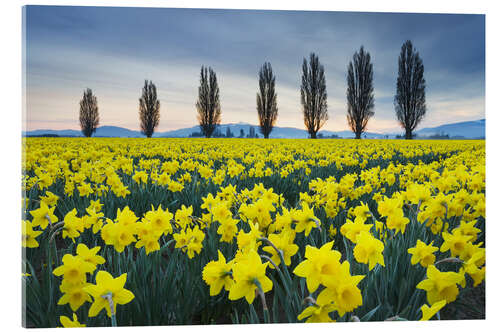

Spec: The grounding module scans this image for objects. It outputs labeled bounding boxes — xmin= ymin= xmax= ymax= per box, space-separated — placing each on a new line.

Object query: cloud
xmin=25 ymin=6 xmax=484 ymax=133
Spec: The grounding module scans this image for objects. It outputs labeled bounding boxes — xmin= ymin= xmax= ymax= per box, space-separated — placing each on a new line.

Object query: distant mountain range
xmin=415 ymin=119 xmax=485 ymax=138
xmin=157 ymin=123 xmax=390 ymax=139
xmin=23 ymin=119 xmax=485 ymax=139
xmin=24 ymin=126 xmax=142 ymax=138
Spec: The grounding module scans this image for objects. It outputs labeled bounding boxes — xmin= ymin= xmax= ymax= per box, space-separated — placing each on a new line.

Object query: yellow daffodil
xmin=385 ymin=210 xmax=410 ymax=234
xmin=319 ymin=261 xmax=365 ymax=316
xmin=62 ymin=208 xmax=84 ymax=242
xmin=88 ymin=199 xmax=103 ymax=212
xmin=262 ymin=230 xmax=299 ymax=267
xmin=57 ymin=279 xmax=92 ymax=311
xmin=59 ymin=313 xmax=86 ymax=328
xmin=53 ymin=254 xmax=95 ymax=284
xmin=353 ymin=202 xmax=372 ymax=222
xmin=340 ymin=218 xmax=373 ymax=243
xmin=30 ymin=201 xmax=58 ymax=230
xmin=228 ymin=249 xmax=272 ymax=304
xmin=202 ymin=250 xmax=234 ymax=296
xmin=143 ymin=204 xmax=173 ymax=235
xmin=408 ymin=240 xmax=439 ymax=267
xmin=293 ymin=241 xmax=342 ymax=293
xmin=175 ymin=205 xmax=193 ymax=229
xmin=293 ymin=203 xmax=320 ymax=236
xmin=217 ymin=217 xmax=239 ymax=243
xmin=440 ymin=229 xmax=472 ymax=257
xmin=353 ymin=231 xmax=385 ymax=270
xmin=84 ymin=271 xmax=135 ymax=317
xmin=21 ymin=220 xmax=43 ymax=248
xmin=236 ymin=221 xmax=262 ymax=251
xmin=416 ymin=265 xmax=464 ymax=304
xmin=297 ymin=295 xmax=336 ymax=323
xmin=40 ymin=190 xmax=59 ymax=207
xmin=420 ymin=300 xmax=446 ymax=321
xmin=76 ymin=243 xmax=105 ymax=269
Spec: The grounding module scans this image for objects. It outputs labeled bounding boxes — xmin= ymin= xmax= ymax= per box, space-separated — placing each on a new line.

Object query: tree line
xmin=189 ymin=126 xmax=260 ymax=138
xmin=79 ymin=40 xmax=426 ymax=139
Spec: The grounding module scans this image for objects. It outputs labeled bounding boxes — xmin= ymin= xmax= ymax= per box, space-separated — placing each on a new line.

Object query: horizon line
xmin=23 ymin=118 xmax=486 ymax=136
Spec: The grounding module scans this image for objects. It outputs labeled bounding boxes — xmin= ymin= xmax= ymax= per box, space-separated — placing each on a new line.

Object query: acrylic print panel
xmin=22 ymin=4 xmax=485 ymax=328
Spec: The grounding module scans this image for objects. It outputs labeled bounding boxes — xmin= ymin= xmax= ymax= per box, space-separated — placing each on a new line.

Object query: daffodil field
xmin=22 ymin=137 xmax=485 ymax=327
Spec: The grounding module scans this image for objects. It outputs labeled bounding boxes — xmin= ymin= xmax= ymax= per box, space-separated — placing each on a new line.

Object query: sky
xmin=23 ymin=6 xmax=485 ymax=133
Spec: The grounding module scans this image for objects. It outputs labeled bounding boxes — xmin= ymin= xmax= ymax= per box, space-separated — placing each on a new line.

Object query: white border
xmin=1 ymin=1 xmax=498 ymax=333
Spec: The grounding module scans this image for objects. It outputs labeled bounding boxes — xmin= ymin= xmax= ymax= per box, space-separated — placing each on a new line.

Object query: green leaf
xmin=360 ymin=304 xmax=380 ymax=321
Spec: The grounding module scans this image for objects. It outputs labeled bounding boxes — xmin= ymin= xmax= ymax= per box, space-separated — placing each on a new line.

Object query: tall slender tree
xmin=79 ymin=88 xmax=99 ymax=137
xmin=196 ymin=66 xmax=221 ymax=138
xmin=139 ymin=80 xmax=160 ymax=138
xmin=347 ymin=46 xmax=375 ymax=139
xmin=256 ymin=62 xmax=278 ymax=139
xmin=394 ymin=40 xmax=426 ymax=139
xmin=301 ymin=53 xmax=328 ymax=139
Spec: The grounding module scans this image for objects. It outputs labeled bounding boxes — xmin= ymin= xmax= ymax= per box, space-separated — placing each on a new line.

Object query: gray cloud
xmin=25 ymin=6 xmax=484 ymax=133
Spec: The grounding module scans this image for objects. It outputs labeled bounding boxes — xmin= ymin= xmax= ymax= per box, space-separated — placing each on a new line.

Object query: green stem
xmin=435 ymin=257 xmax=463 ymax=265
xmin=160 ymin=238 xmax=176 ymax=252
xmin=110 ymin=313 xmax=117 ymax=327
xmin=102 ymin=292 xmax=117 ymax=327
xmin=253 ymin=279 xmax=270 ymax=324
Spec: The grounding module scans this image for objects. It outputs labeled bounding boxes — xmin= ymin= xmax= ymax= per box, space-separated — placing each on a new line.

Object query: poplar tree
xmin=301 ymin=53 xmax=328 ymax=138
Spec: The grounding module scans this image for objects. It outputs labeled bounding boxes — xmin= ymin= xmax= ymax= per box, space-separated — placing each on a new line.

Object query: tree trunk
xmin=355 ymin=132 xmax=361 ymax=139
xmin=310 ymin=132 xmax=317 ymax=139
xmin=264 ymin=133 xmax=269 ymax=139
xmin=405 ymin=130 xmax=412 ymax=139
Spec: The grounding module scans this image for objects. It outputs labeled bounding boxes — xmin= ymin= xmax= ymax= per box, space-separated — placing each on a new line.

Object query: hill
xmin=23 ymin=119 xmax=485 ymax=139
xmin=415 ymin=119 xmax=485 ymax=139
